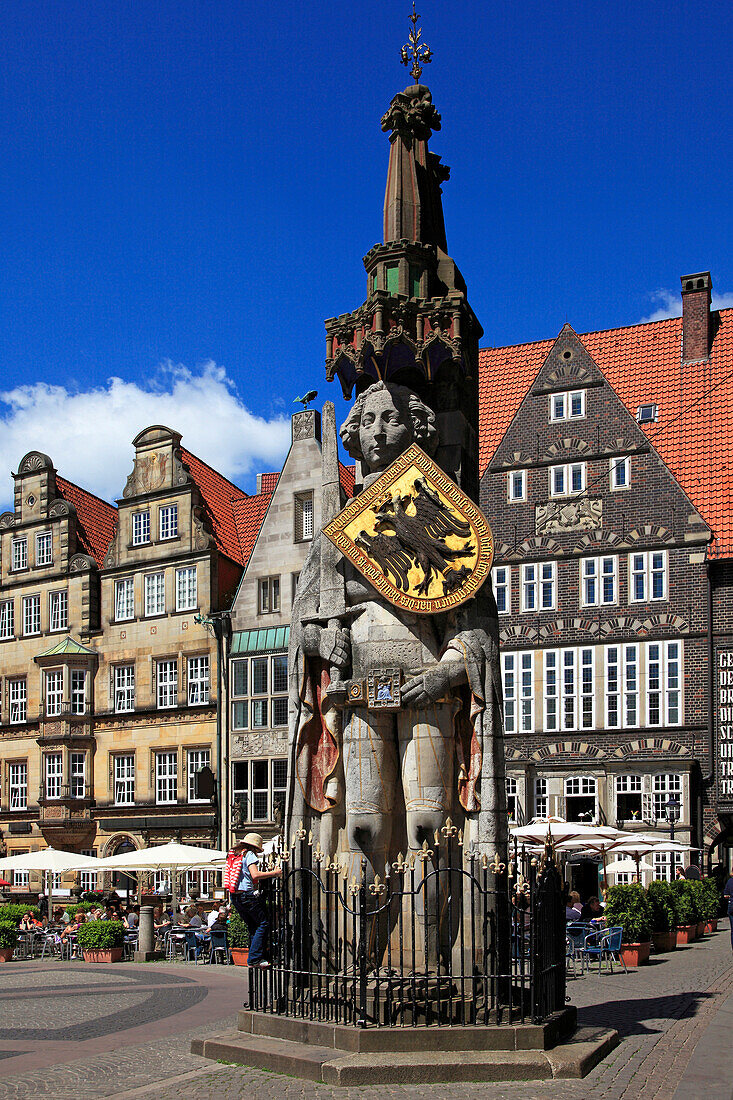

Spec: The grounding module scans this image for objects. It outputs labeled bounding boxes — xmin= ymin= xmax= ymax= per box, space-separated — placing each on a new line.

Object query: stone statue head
xmin=339 ymin=381 xmax=438 ymax=474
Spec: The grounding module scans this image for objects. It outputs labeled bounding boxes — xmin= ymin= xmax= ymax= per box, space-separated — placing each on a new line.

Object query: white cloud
xmin=639 ymin=288 xmax=733 ymax=324
xmin=0 ymin=362 xmax=291 ymax=510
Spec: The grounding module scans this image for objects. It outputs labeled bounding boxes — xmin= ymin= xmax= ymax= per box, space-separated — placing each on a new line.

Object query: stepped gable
xmin=232 ymin=492 xmax=274 ymax=569
xmin=55 ymin=475 xmax=117 ymax=566
xmin=479 ymin=308 xmax=733 ymax=556
xmin=179 ymin=447 xmax=250 ymax=564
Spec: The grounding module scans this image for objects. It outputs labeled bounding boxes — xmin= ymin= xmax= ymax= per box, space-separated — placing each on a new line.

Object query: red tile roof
xmin=259 ymin=471 xmax=280 ymax=493
xmin=339 ymin=462 xmax=356 ymax=498
xmin=232 ymin=492 xmax=274 ymax=568
xmin=478 ymin=309 xmax=733 ymax=557
xmin=56 ymin=476 xmax=117 ymax=567
xmin=180 ymin=448 xmax=250 ymax=564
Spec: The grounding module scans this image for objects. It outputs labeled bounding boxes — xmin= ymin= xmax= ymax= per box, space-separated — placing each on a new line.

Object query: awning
xmin=231 ymin=627 xmax=289 ymax=655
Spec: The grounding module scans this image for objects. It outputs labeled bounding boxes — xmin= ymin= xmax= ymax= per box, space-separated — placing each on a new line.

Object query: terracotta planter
xmin=676 ymin=924 xmax=696 ymax=944
xmin=231 ymin=947 xmax=249 ymax=966
xmin=652 ymin=930 xmax=677 ymax=953
xmin=0 ymin=947 xmax=15 ymax=962
xmin=704 ymin=919 xmax=718 ymax=934
xmin=82 ymin=948 xmax=123 ymax=963
xmin=696 ymin=922 xmax=706 ymax=938
xmin=619 ymin=942 xmax=651 ymax=967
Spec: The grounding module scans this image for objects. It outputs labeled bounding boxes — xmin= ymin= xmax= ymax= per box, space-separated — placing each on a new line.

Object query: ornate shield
xmin=322 ymin=443 xmax=494 ymax=614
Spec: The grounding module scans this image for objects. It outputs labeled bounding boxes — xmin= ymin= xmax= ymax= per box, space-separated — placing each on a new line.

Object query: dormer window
xmin=507 ymin=470 xmax=526 ymax=502
xmin=549 ymin=389 xmax=585 ymax=422
xmin=637 ymin=404 xmax=658 ymax=423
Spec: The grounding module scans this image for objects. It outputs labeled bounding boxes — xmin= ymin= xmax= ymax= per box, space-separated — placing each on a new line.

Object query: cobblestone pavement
xmin=0 ymin=927 xmax=731 ymax=1099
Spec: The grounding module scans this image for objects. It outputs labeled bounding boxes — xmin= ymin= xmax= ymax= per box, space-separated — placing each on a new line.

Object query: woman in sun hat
xmin=224 ymin=832 xmax=281 ymax=968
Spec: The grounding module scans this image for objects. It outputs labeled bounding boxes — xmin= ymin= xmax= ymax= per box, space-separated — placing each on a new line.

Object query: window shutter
xmin=294 ymin=495 xmax=303 ymax=542
xmin=108 ymin=754 xmax=115 ymax=795
xmin=642 ymin=791 xmax=654 ymax=824
xmin=556 ymin=794 xmax=565 ymax=820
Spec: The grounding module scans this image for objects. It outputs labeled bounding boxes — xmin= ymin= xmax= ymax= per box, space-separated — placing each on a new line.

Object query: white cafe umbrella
xmin=0 ymin=848 xmax=100 ymax=923
xmin=605 ymin=857 xmax=654 ymax=882
xmin=510 ymin=820 xmax=627 ymax=846
xmin=74 ymin=842 xmax=228 ymax=921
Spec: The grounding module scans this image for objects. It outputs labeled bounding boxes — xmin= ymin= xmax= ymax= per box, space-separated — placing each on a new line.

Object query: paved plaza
xmin=0 ymin=927 xmax=731 ymax=1099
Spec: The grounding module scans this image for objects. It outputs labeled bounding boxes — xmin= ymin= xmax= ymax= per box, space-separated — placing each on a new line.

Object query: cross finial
xmin=400 ymin=2 xmax=433 ymax=83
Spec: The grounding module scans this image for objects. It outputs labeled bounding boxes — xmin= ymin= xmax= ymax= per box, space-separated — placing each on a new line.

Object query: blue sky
xmin=2 ymin=1 xmax=732 ymax=506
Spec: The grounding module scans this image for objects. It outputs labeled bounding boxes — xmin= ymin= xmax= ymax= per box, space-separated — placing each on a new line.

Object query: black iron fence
xmin=249 ymin=823 xmax=565 ymax=1028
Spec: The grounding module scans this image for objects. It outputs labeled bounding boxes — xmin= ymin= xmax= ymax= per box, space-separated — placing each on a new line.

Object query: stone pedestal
xmin=133 ymin=905 xmax=163 ymax=962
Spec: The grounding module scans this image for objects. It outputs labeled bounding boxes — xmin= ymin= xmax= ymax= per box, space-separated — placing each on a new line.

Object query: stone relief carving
xmin=535 ymin=498 xmax=602 ymax=534
xmin=48 ymin=499 xmax=74 ymax=518
xmin=0 ymin=513 xmax=15 ymax=530
xmin=69 ymin=554 xmax=95 ymax=573
xmin=192 ymin=506 xmax=215 ymax=550
xmin=122 ymin=445 xmax=191 ymax=499
xmin=292 ymin=411 xmax=317 ymax=441
xmin=18 ymin=451 xmax=52 ymax=474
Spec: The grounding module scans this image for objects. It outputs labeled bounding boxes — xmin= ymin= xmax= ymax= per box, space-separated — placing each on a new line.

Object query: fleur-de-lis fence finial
xmin=400 ymin=2 xmax=433 ymax=83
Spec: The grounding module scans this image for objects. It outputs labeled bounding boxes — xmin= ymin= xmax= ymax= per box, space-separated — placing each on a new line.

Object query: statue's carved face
xmin=358 ymin=389 xmax=412 ymax=472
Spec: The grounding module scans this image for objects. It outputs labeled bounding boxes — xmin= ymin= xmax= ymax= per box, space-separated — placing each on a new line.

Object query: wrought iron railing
xmin=248 ymin=823 xmax=565 ymax=1028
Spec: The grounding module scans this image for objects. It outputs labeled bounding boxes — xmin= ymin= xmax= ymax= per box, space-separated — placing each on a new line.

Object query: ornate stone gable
xmin=122 ymin=426 xmax=191 ymax=500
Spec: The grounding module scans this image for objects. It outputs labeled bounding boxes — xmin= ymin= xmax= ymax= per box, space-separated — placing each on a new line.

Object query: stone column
xmin=133 ymin=905 xmax=160 ymax=962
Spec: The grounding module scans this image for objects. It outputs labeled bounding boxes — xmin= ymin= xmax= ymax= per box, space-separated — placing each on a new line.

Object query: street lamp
xmin=194 ymin=610 xmax=232 ymax=851
xmin=664 ymin=795 xmax=681 ymax=842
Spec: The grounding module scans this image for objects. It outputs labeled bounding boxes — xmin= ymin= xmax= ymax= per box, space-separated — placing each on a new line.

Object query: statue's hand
xmin=328 ymin=627 xmax=351 ymax=672
xmin=402 ymin=660 xmax=465 ymax=708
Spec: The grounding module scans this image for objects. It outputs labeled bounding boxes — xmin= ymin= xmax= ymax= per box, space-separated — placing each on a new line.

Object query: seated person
xmin=19 ymin=910 xmax=43 ymax=931
xmin=51 ymin=907 xmax=65 ymax=926
xmin=209 ymin=908 xmax=228 ymax=933
xmin=125 ymin=906 xmax=139 ymax=929
xmin=60 ymin=911 xmax=86 ymax=942
xmin=183 ymin=905 xmax=203 ymax=928
xmin=565 ymin=890 xmax=583 ymax=922
xmin=580 ymin=896 xmax=604 ymax=922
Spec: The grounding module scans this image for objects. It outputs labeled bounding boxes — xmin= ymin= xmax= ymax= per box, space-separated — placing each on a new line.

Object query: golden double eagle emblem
xmin=322 ymin=444 xmax=494 ymax=615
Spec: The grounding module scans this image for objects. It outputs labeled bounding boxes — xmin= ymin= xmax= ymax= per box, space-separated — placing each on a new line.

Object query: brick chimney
xmin=680 ymin=271 xmax=712 ymax=362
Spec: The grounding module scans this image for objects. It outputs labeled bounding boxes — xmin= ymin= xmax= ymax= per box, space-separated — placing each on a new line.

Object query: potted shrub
xmin=603 ymin=884 xmax=652 ymax=966
xmin=671 ymin=880 xmax=697 ymax=943
xmin=647 ymin=881 xmax=678 ymax=952
xmin=701 ymin=878 xmax=720 ymax=933
xmin=228 ymin=911 xmax=250 ymax=966
xmin=686 ymin=880 xmax=706 ymax=937
xmin=0 ymin=904 xmax=40 ymax=926
xmin=76 ymin=919 xmax=125 ymax=963
xmin=0 ymin=922 xmax=18 ymax=962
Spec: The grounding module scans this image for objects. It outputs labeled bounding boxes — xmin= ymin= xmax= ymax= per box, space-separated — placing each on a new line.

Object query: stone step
xmin=191 ymin=1033 xmax=332 ymax=1082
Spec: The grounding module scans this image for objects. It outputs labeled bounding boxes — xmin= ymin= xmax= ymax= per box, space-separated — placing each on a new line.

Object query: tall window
xmin=521 ymin=562 xmax=555 ymax=612
xmin=0 ymin=599 xmax=14 ymax=640
xmin=549 ymin=389 xmax=585 ymax=421
xmin=23 ymin=595 xmax=41 ymax=635
xmin=272 ymin=654 xmax=288 ymax=726
xmin=258 ymin=576 xmax=280 ymax=614
xmin=187 ymin=656 xmax=210 ymax=705
xmin=156 ymin=752 xmax=178 ymax=804
xmin=653 ymin=851 xmax=684 ymax=882
xmin=35 ymin=532 xmax=53 ymax=566
xmin=653 ymin=773 xmax=682 ymax=821
xmin=11 ymin=537 xmax=28 ymax=571
xmin=545 ymin=648 xmax=594 ymax=731
xmin=157 ymin=660 xmax=178 ymax=708
xmin=564 ymin=776 xmax=597 ymax=822
xmin=294 ymin=493 xmax=314 ymax=541
xmin=114 ymin=665 xmax=135 ymax=712
xmin=507 ymin=470 xmax=526 ymax=501
xmin=251 ymin=656 xmax=268 ymax=728
xmin=549 ymin=462 xmax=586 ymax=497
xmin=49 ymin=590 xmax=68 ymax=631
xmin=9 ymin=762 xmax=28 ymax=810
xmin=231 ymin=654 xmax=288 ymax=730
xmin=70 ymin=669 xmax=86 ymax=715
xmin=610 ymin=456 xmax=630 ymax=490
xmin=502 ymin=651 xmax=534 ymax=734
xmin=534 ymin=777 xmax=548 ymax=819
xmin=647 ymin=641 xmax=681 ymax=726
xmin=188 ymin=748 xmax=211 ymax=802
xmin=175 ymin=567 xmax=197 ymax=612
xmin=79 ymin=849 xmax=98 ymax=893
xmin=506 ymin=777 xmax=518 ymax=823
xmin=232 ymin=660 xmax=249 ymax=730
xmin=232 ymin=759 xmax=287 ymax=822
xmin=9 ymin=679 xmax=27 ymax=724
xmin=45 ymin=670 xmax=63 ymax=717
xmin=605 ymin=644 xmax=639 ymax=729
xmin=115 ymin=578 xmax=134 ymax=621
xmin=580 ymin=557 xmax=617 ymax=606
xmin=145 ymin=572 xmax=165 ymax=616
xmin=45 ymin=753 xmax=63 ymax=800
xmin=114 ymin=755 xmax=135 ymax=805
xmin=159 ymin=504 xmax=178 ymax=540
xmin=615 ymin=774 xmax=642 ymax=821
xmin=629 ymin=551 xmax=667 ymax=602
xmin=492 ymin=566 xmax=510 ymax=615
xmin=132 ymin=511 xmax=150 ymax=545
xmin=70 ymin=752 xmax=86 ymax=798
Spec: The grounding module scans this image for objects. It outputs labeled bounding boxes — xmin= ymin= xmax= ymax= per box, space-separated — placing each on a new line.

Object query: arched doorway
xmin=112 ymin=837 xmax=138 ymax=901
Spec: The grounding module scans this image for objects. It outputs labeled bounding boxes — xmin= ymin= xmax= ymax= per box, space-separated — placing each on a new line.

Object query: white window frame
xmin=549 ymin=389 xmax=585 ymax=422
xmin=45 ymin=752 xmax=63 ymax=800
xmin=647 ymin=640 xmax=682 ymax=727
xmin=233 ymin=758 xmax=288 ymax=823
xmin=187 ymin=655 xmax=210 ymax=705
xmin=9 ymin=762 xmax=28 ymax=810
xmin=507 ymin=469 xmax=527 ymax=502
xmin=187 ymin=748 xmax=211 ymax=803
xmin=114 ymin=664 xmax=135 ymax=713
xmin=23 ymin=594 xmax=41 ymax=636
xmin=9 ymin=679 xmax=27 ymax=724
xmin=114 ymin=577 xmax=135 ymax=622
xmin=0 ymin=599 xmax=14 ymax=640
xmin=144 ymin=572 xmax=165 ymax=617
xmin=637 ymin=403 xmax=658 ymax=423
xmin=548 ymin=647 xmax=596 ymax=733
xmin=159 ymin=504 xmax=178 ymax=541
xmin=652 ymin=773 xmax=683 ymax=823
xmin=653 ymin=851 xmax=684 ymax=882
xmin=35 ymin=532 xmax=53 ymax=566
xmin=114 ymin=754 xmax=135 ymax=805
xmin=534 ymin=777 xmax=548 ymax=819
xmin=605 ymin=644 xmax=639 ymax=729
xmin=258 ymin=576 xmax=280 ymax=615
xmin=70 ymin=752 xmax=86 ymax=799
xmin=155 ymin=752 xmax=178 ymax=804
xmin=157 ymin=659 xmax=178 ymax=709
xmin=11 ymin=537 xmax=28 ymax=571
xmin=521 ymin=561 xmax=556 ymax=612
xmin=615 ymin=774 xmax=643 ymax=822
xmin=506 ymin=776 xmax=519 ymax=824
xmin=175 ymin=567 xmax=197 ymax=612
xmin=629 ymin=550 xmax=667 ymax=603
xmin=580 ymin=556 xmax=618 ymax=608
xmin=501 ymin=651 xmax=534 ymax=734
xmin=132 ymin=511 xmax=150 ymax=546
xmin=49 ymin=590 xmax=68 ymax=632
xmin=549 ymin=462 xmax=586 ymax=498
xmin=45 ymin=670 xmax=63 ymax=717
xmin=564 ymin=775 xmax=598 ymax=824
xmin=610 ymin=455 xmax=631 ymax=491
xmin=492 ymin=565 xmax=511 ymax=615
xmin=70 ymin=669 xmax=86 ymax=715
